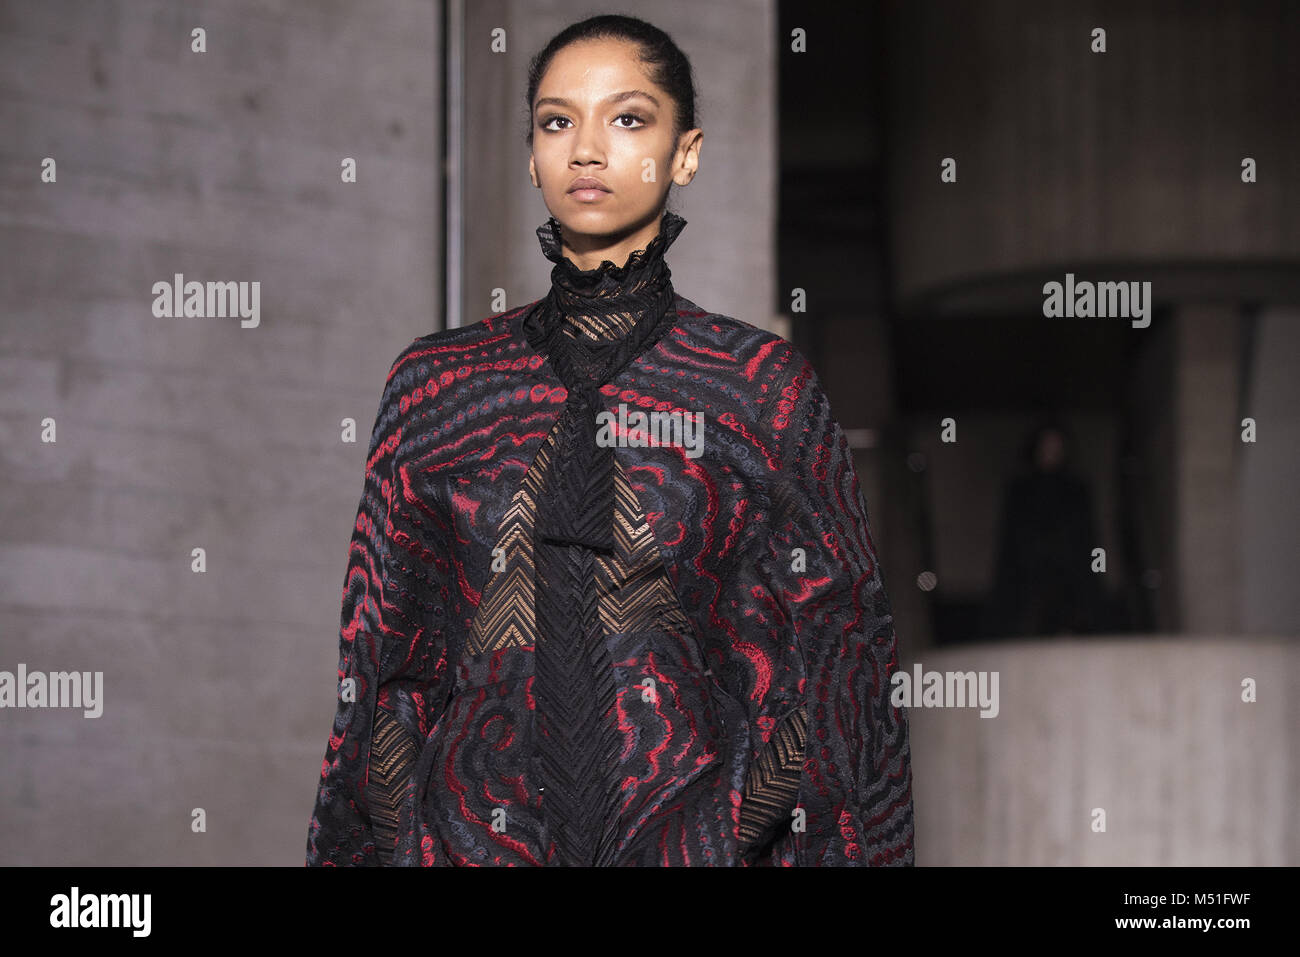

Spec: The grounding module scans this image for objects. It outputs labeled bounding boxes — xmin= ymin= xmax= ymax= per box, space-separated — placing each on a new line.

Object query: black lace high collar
xmin=524 ymin=210 xmax=687 ymax=554
xmin=526 ymin=210 xmax=686 ymax=348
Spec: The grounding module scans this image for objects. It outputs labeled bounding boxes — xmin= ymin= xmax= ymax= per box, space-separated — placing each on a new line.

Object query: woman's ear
xmin=672 ymin=129 xmax=702 ymax=187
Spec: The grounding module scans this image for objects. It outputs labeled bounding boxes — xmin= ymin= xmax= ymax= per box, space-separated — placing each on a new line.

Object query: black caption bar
xmin=0 ymin=864 xmax=1287 ymax=943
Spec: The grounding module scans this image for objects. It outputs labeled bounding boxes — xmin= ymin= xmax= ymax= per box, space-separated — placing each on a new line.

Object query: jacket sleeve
xmin=762 ymin=355 xmax=916 ymax=865
xmin=306 ymin=344 xmax=445 ymax=866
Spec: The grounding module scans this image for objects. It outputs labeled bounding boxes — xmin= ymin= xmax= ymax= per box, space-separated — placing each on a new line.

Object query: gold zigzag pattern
xmin=367 ymin=706 xmax=419 ymax=864
xmin=469 ymin=419 xmax=689 ymax=655
xmin=736 ymin=705 xmax=808 ymax=855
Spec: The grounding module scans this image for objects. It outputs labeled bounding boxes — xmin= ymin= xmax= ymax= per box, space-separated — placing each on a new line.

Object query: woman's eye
xmin=541 ymin=113 xmax=644 ymax=132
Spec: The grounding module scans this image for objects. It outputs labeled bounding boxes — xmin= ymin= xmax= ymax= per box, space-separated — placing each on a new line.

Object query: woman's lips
xmin=567 ymin=176 xmax=611 ymax=201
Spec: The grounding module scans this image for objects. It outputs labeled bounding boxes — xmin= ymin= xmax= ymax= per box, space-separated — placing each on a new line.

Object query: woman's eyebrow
xmin=535 ymin=89 xmax=661 ymax=111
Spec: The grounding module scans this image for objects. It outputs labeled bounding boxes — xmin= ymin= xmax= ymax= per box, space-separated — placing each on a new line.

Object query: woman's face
xmin=529 ymin=37 xmax=700 ymax=270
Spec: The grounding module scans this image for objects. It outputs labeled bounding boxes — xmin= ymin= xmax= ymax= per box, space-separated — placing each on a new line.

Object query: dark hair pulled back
xmin=522 ymin=14 xmax=698 ymax=150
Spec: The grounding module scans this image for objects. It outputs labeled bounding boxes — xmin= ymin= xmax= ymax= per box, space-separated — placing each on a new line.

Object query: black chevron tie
xmin=524 ymin=210 xmax=686 ymax=866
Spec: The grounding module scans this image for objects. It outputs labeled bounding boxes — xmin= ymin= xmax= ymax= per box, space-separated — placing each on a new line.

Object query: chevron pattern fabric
xmin=365 ymin=707 xmax=419 ymax=859
xmin=468 ymin=426 xmax=692 ymax=656
xmin=736 ymin=705 xmax=808 ymax=857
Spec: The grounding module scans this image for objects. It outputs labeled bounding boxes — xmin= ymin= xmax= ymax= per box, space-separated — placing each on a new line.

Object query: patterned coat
xmin=306 ymin=293 xmax=916 ymax=866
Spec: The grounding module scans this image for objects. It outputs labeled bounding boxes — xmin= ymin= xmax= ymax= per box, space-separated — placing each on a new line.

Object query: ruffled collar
xmin=535 ymin=211 xmax=685 ymax=336
xmin=536 ymin=209 xmax=686 ymax=287
xmin=524 ymin=210 xmax=686 ymax=356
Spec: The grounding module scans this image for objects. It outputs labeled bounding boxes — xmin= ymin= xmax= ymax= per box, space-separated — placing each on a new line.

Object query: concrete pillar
xmin=0 ymin=1 xmax=441 ymax=865
xmin=1174 ymin=305 xmax=1244 ymax=633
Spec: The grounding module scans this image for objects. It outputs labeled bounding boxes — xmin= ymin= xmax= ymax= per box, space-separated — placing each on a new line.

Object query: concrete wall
xmin=1240 ymin=308 xmax=1300 ymax=634
xmin=885 ymin=0 xmax=1300 ymax=312
xmin=910 ymin=636 xmax=1298 ymax=865
xmin=0 ymin=0 xmax=441 ymax=864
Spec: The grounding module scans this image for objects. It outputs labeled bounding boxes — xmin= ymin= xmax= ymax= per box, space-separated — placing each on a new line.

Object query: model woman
xmin=307 ymin=14 xmax=915 ymax=867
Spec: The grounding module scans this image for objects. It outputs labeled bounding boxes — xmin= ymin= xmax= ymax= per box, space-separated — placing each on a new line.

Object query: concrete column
xmin=1174 ymin=305 xmax=1244 ymax=634
xmin=0 ymin=0 xmax=441 ymax=865
xmin=1239 ymin=307 xmax=1300 ymax=634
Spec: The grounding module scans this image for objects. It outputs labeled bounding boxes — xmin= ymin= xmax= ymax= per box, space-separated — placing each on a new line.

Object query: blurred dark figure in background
xmin=982 ymin=418 xmax=1105 ymax=639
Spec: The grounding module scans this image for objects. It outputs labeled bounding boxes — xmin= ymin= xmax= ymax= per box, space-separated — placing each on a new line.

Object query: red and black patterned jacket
xmin=306 ymin=293 xmax=916 ymax=866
